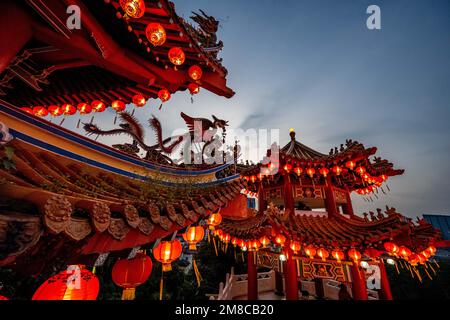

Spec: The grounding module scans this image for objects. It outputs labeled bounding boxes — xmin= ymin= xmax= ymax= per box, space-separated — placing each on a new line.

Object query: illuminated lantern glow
xmin=331 ymin=165 xmax=342 ymax=175
xmin=304 ymin=245 xmax=316 ymax=259
xmin=207 ymin=213 xmax=222 ymax=230
xmin=289 ymin=241 xmax=301 ymax=254
xmin=408 ymin=254 xmax=419 ymax=266
xmin=306 ymin=168 xmax=315 ymax=178
xmin=417 ymin=253 xmax=427 ymax=264
xmin=222 ymin=233 xmax=231 ymax=243
xmin=294 ymin=167 xmax=303 ymax=176
xmin=153 ymin=239 xmax=183 ymax=272
xmin=332 ymin=249 xmax=345 ymax=262
xmin=112 ymin=252 xmax=153 ymax=300
xmin=111 ymin=100 xmax=126 ymax=113
xmin=20 ymin=107 xmax=33 ymax=114
xmin=399 ymin=246 xmax=412 ymax=259
xmin=355 ymin=166 xmax=366 ymax=175
xmin=214 ymin=229 xmax=223 ymax=239
xmin=250 ymin=175 xmax=257 ymax=183
xmin=348 ymin=248 xmax=362 ymax=262
xmin=33 ymin=106 xmax=48 ymax=117
xmin=425 ymin=246 xmax=437 ymax=256
xmin=168 ymin=47 xmax=185 ymax=66
xmin=32 ymin=265 xmax=99 ymax=300
xmin=77 ymin=103 xmax=92 ymax=115
xmin=317 ymin=248 xmax=329 ymax=261
xmin=421 ymin=250 xmax=431 ymax=259
xmin=364 ymin=248 xmax=382 ymax=259
xmin=345 ymin=160 xmax=356 ymax=170
xmin=119 ymin=0 xmax=145 ymax=19
xmin=188 ymin=65 xmax=203 ymax=81
xmin=158 ymin=89 xmax=171 ymax=102
xmin=274 ymin=234 xmax=286 ymax=247
xmin=381 ymin=174 xmax=388 ymax=181
xmin=383 ymin=242 xmax=399 ymax=255
xmin=62 ymin=104 xmax=76 ymax=115
xmin=283 ymin=163 xmax=292 ymax=173
xmin=249 ymin=239 xmax=261 ymax=251
xmin=259 ymin=236 xmax=270 ymax=247
xmin=231 ymin=237 xmax=239 ymax=246
xmin=319 ymin=167 xmax=329 ymax=178
xmin=91 ymin=100 xmax=106 ymax=113
xmin=48 ymin=105 xmax=63 ymax=117
xmin=188 ymin=83 xmax=200 ymax=95
xmin=145 ymin=23 xmax=166 ymax=46
xmin=257 ymin=173 xmax=263 ymax=181
xmin=182 ymin=226 xmax=205 ymax=251
xmin=132 ymin=94 xmax=146 ymax=107
xmin=239 ymin=240 xmax=248 ymax=251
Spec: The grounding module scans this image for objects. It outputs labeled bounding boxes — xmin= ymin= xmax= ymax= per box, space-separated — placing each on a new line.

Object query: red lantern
xmin=153 ymin=239 xmax=183 ymax=272
xmin=145 ymin=23 xmax=166 ymax=46
xmin=249 ymin=239 xmax=261 ymax=251
xmin=62 ymin=104 xmax=76 ymax=115
xmin=168 ymin=47 xmax=185 ymax=66
xmin=158 ymin=89 xmax=171 ymax=102
xmin=259 ymin=236 xmax=270 ymax=247
xmin=348 ymin=248 xmax=361 ymax=262
xmin=182 ymin=226 xmax=205 ymax=251
xmin=290 ymin=241 xmax=301 ymax=254
xmin=188 ymin=83 xmax=200 ymax=95
xmin=231 ymin=237 xmax=239 ymax=247
xmin=20 ymin=107 xmax=33 ymax=114
xmin=345 ymin=160 xmax=356 ymax=170
xmin=421 ymin=250 xmax=431 ymax=259
xmin=77 ymin=103 xmax=92 ymax=115
xmin=355 ymin=166 xmax=366 ymax=175
xmin=207 ymin=213 xmax=222 ymax=230
xmin=294 ymin=167 xmax=303 ymax=176
xmin=222 ymin=233 xmax=231 ymax=244
xmin=304 ymin=245 xmax=316 ymax=259
xmin=381 ymin=174 xmax=388 ymax=181
xmin=274 ymin=234 xmax=286 ymax=247
xmin=112 ymin=252 xmax=153 ymax=300
xmin=399 ymin=246 xmax=412 ymax=259
xmin=332 ymin=165 xmax=342 ymax=175
xmin=188 ymin=65 xmax=203 ymax=81
xmin=319 ymin=167 xmax=329 ymax=178
xmin=408 ymin=254 xmax=419 ymax=266
xmin=32 ymin=265 xmax=99 ymax=300
xmin=48 ymin=105 xmax=63 ymax=117
xmin=0 ymin=295 xmax=8 ymax=300
xmin=332 ymin=249 xmax=345 ymax=262
xmin=119 ymin=0 xmax=145 ymax=19
xmin=33 ymin=106 xmax=48 ymax=117
xmin=417 ymin=253 xmax=427 ymax=264
xmin=91 ymin=100 xmax=106 ymax=113
xmin=283 ymin=163 xmax=292 ymax=173
xmin=306 ymin=168 xmax=315 ymax=178
xmin=364 ymin=248 xmax=382 ymax=259
xmin=425 ymin=245 xmax=437 ymax=256
xmin=383 ymin=242 xmax=399 ymax=255
xmin=132 ymin=94 xmax=146 ymax=107
xmin=317 ymin=248 xmax=329 ymax=261
xmin=238 ymin=239 xmax=248 ymax=251
xmin=111 ymin=100 xmax=126 ymax=113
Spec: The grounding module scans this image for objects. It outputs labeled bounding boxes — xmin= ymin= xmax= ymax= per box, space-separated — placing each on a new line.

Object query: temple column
xmin=283 ymin=174 xmax=295 ymax=215
xmin=378 ymin=259 xmax=393 ymax=300
xmin=314 ymin=277 xmax=325 ymax=299
xmin=258 ymin=180 xmax=266 ymax=215
xmin=350 ymin=262 xmax=368 ymax=300
xmin=284 ymin=246 xmax=299 ymax=300
xmin=274 ymin=271 xmax=284 ymax=296
xmin=324 ymin=176 xmax=338 ymax=216
xmin=341 ymin=190 xmax=354 ymax=216
xmin=247 ymin=251 xmax=258 ymax=300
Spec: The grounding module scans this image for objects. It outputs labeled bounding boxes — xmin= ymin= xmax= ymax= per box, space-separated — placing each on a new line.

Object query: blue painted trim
xmin=0 ymin=103 xmax=230 ymax=176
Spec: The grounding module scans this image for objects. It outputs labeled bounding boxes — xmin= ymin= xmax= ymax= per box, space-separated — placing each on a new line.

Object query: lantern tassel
xmin=59 ymin=117 xmax=65 ymax=126
xmin=381 ymin=187 xmax=386 ymax=195
xmin=92 ymin=266 xmax=96 ymax=274
xmin=114 ymin=114 xmax=117 ymax=125
xmin=386 ymin=184 xmax=391 ymax=191
xmin=191 ymin=96 xmax=194 ymax=104
xmin=423 ymin=266 xmax=433 ymax=280
xmin=122 ymin=288 xmax=136 ymax=300
xmin=428 ymin=262 xmax=436 ymax=275
xmin=207 ymin=230 xmax=210 ymax=243
xmin=212 ymin=237 xmax=218 ymax=256
xmin=394 ymin=261 xmax=400 ymax=274
xmin=131 ymin=109 xmax=135 ymax=116
xmin=90 ymin=116 xmax=94 ymax=124
xmin=296 ymin=259 xmax=301 ymax=277
xmin=77 ymin=118 xmax=81 ymax=129
xmin=193 ymin=258 xmax=202 ymax=287
xmin=413 ymin=267 xmax=422 ymax=283
xmin=433 ymin=260 xmax=440 ymax=268
xmin=159 ymin=103 xmax=163 ymax=110
xmin=234 ymin=247 xmax=237 ymax=260
xmin=159 ymin=272 xmax=164 ymax=300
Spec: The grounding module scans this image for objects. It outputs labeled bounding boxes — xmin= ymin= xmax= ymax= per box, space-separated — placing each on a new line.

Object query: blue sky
xmin=63 ymin=1 xmax=450 ymax=218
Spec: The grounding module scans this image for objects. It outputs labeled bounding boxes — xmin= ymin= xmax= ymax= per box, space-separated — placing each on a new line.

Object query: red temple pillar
xmin=284 ymin=246 xmax=298 ymax=300
xmin=314 ymin=277 xmax=325 ymax=299
xmin=341 ymin=190 xmax=354 ymax=216
xmin=378 ymin=260 xmax=393 ymax=300
xmin=350 ymin=262 xmax=368 ymax=300
xmin=283 ymin=174 xmax=295 ymax=214
xmin=247 ymin=251 xmax=258 ymax=300
xmin=274 ymin=270 xmax=284 ymax=296
xmin=258 ymin=180 xmax=266 ymax=215
xmin=324 ymin=176 xmax=338 ymax=216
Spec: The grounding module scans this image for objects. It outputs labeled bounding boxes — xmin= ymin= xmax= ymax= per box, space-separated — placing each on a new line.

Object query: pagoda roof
xmin=281 ymin=131 xmax=327 ymax=160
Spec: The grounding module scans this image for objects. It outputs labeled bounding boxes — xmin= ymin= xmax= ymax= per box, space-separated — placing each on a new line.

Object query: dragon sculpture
xmin=186 ymin=10 xmax=223 ymax=58
xmin=83 ymin=112 xmax=228 ymax=165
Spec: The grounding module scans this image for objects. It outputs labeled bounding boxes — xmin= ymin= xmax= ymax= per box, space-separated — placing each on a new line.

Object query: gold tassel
xmin=225 ymin=243 xmax=228 ymax=253
xmin=159 ymin=272 xmax=164 ymax=300
xmin=296 ymin=259 xmax=301 ymax=277
xmin=122 ymin=288 xmax=136 ymax=300
xmin=234 ymin=247 xmax=237 ymax=260
xmin=394 ymin=261 xmax=400 ymax=274
xmin=59 ymin=117 xmax=65 ymax=126
xmin=413 ymin=267 xmax=422 ymax=283
xmin=77 ymin=118 xmax=81 ymax=129
xmin=407 ymin=264 xmax=414 ymax=278
xmin=212 ymin=237 xmax=218 ymax=256
xmin=433 ymin=260 xmax=440 ymax=268
xmin=207 ymin=230 xmax=210 ymax=243
xmin=92 ymin=266 xmax=96 ymax=274
xmin=423 ymin=266 xmax=433 ymax=280
xmin=193 ymin=258 xmax=202 ymax=287
xmin=428 ymin=262 xmax=437 ymax=275
xmin=114 ymin=114 xmax=117 ymax=125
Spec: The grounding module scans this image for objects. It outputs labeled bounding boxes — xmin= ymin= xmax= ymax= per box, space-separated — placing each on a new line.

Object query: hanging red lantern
xmin=283 ymin=163 xmax=292 ymax=173
xmin=77 ymin=103 xmax=92 ymax=115
xmin=425 ymin=245 xmax=437 ymax=256
xmin=306 ymin=168 xmax=315 ymax=178
xmin=355 ymin=166 xmax=366 ymax=175
xmin=417 ymin=253 xmax=427 ymax=264
xmin=111 ymin=100 xmax=126 ymax=112
xmin=145 ymin=23 xmax=166 ymax=46
xmin=421 ymin=250 xmax=431 ymax=259
xmin=222 ymin=233 xmax=231 ymax=244
xmin=168 ymin=47 xmax=185 ymax=66
xmin=188 ymin=83 xmax=200 ymax=95
xmin=348 ymin=248 xmax=361 ymax=262
xmin=33 ymin=106 xmax=48 ymax=117
xmin=48 ymin=105 xmax=63 ymax=117
xmin=331 ymin=165 xmax=342 ymax=175
xmin=399 ymin=246 xmax=412 ymax=259
xmin=319 ymin=167 xmax=329 ymax=178
xmin=383 ymin=242 xmax=399 ymax=255
xmin=289 ymin=241 xmax=301 ymax=254
xmin=119 ymin=0 xmax=145 ymax=19
xmin=364 ymin=248 xmax=382 ymax=259
xmin=32 ymin=265 xmax=99 ymax=300
xmin=408 ymin=254 xmax=419 ymax=266
xmin=20 ymin=107 xmax=33 ymax=114
xmin=62 ymin=104 xmax=76 ymax=115
xmin=153 ymin=239 xmax=183 ymax=272
xmin=231 ymin=237 xmax=239 ymax=247
xmin=238 ymin=239 xmax=248 ymax=251
xmin=182 ymin=226 xmax=205 ymax=251
xmin=132 ymin=94 xmax=146 ymax=107
xmin=294 ymin=167 xmax=303 ymax=176
xmin=158 ymin=89 xmax=171 ymax=103
xmin=345 ymin=160 xmax=356 ymax=170
xmin=259 ymin=236 xmax=270 ymax=247
xmin=274 ymin=234 xmax=286 ymax=247
xmin=188 ymin=65 xmax=203 ymax=81
xmin=0 ymin=295 xmax=8 ymax=300
xmin=112 ymin=252 xmax=153 ymax=300
xmin=304 ymin=245 xmax=316 ymax=259
xmin=332 ymin=249 xmax=345 ymax=262
xmin=381 ymin=174 xmax=388 ymax=181
xmin=250 ymin=175 xmax=257 ymax=183
xmin=317 ymin=248 xmax=329 ymax=261
xmin=91 ymin=100 xmax=106 ymax=113
xmin=248 ymin=239 xmax=261 ymax=251
xmin=207 ymin=213 xmax=222 ymax=230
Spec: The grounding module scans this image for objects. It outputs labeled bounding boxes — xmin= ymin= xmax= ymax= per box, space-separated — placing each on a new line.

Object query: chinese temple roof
xmin=281 ymin=130 xmax=327 ymax=160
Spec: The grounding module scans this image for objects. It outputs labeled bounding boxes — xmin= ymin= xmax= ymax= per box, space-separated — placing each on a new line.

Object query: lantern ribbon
xmin=159 ymin=272 xmax=164 ymax=301
xmin=212 ymin=237 xmax=218 ymax=256
xmin=192 ymin=258 xmax=202 ymax=288
xmin=427 ymin=262 xmax=436 ymax=275
xmin=412 ymin=267 xmax=422 ymax=283
xmin=394 ymin=261 xmax=400 ymax=274
xmin=122 ymin=288 xmax=136 ymax=300
xmin=423 ymin=266 xmax=433 ymax=280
